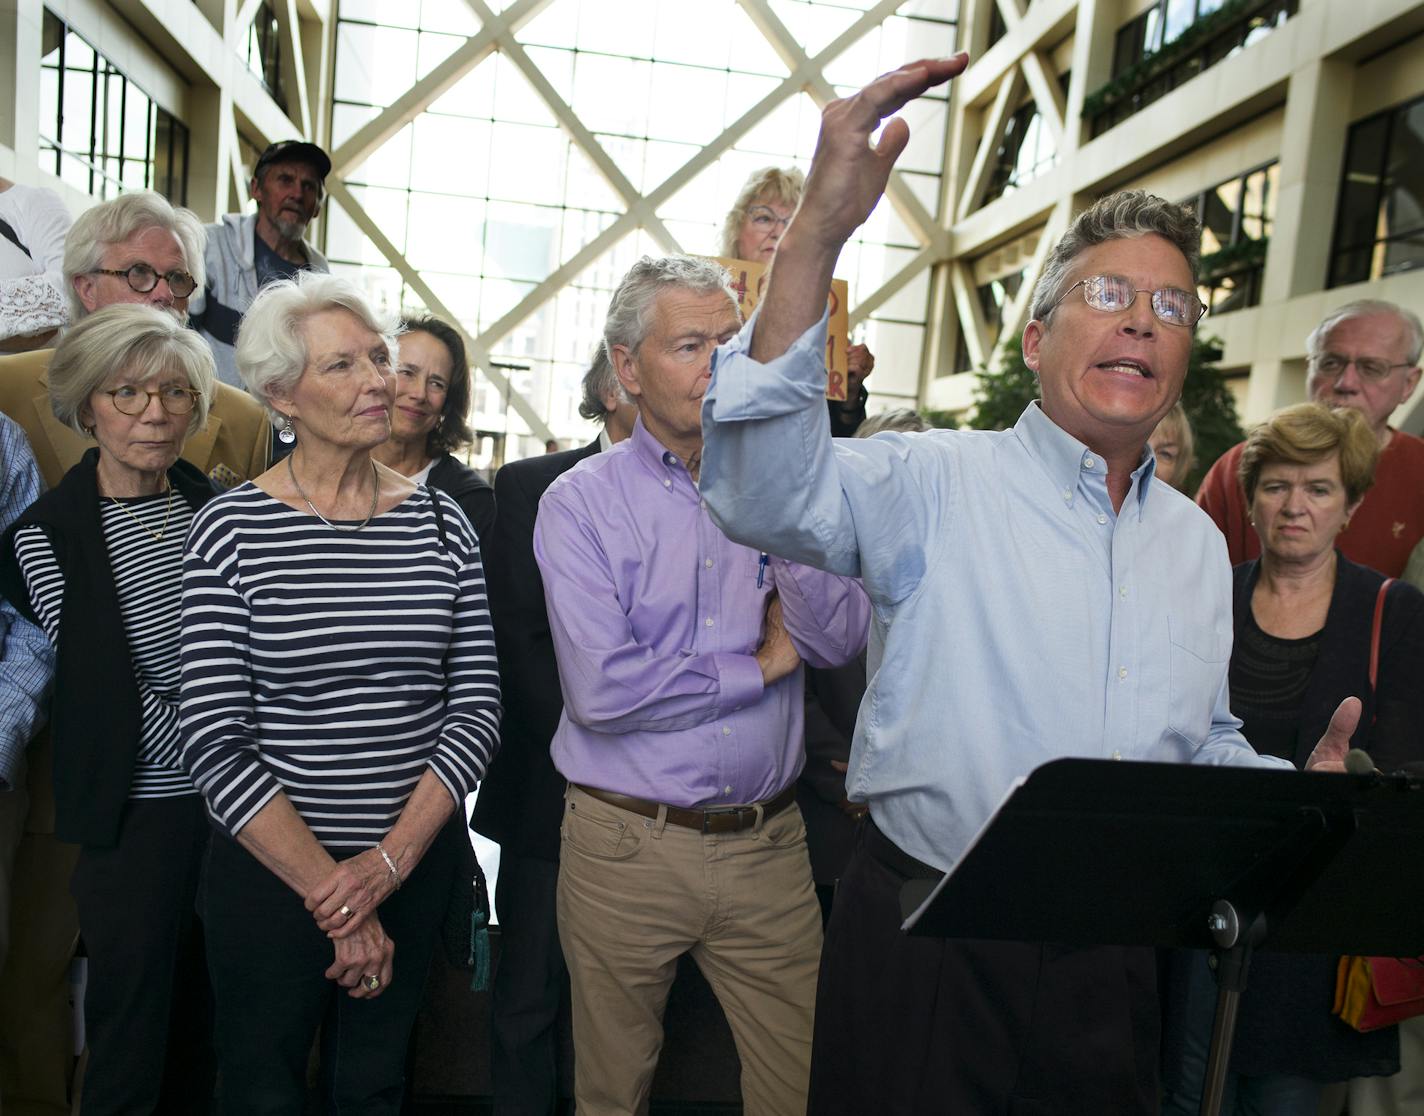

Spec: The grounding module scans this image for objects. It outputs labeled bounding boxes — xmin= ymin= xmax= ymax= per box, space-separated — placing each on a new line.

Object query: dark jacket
xmin=427 ymin=453 xmax=495 ymax=542
xmin=1232 ymin=553 xmax=1424 ymax=773
xmin=0 ymin=449 xmax=216 ymax=847
xmin=1165 ymin=554 xmax=1424 ymax=1087
xmin=470 ymin=439 xmax=599 ymax=860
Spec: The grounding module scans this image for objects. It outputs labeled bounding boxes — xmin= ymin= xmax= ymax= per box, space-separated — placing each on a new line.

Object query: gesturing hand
xmin=327 ymin=910 xmax=395 ymax=999
xmin=1304 ymin=697 xmax=1362 ymax=773
xmin=307 ymin=847 xmax=399 ymax=938
xmin=794 ymin=56 xmax=968 ymax=253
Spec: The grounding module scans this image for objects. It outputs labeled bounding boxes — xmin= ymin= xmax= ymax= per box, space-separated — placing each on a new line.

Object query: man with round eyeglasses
xmin=699 ymin=56 xmax=1363 ymax=1113
xmin=1198 ymin=298 xmax=1424 ymax=577
xmin=0 ymin=191 xmax=271 ymax=492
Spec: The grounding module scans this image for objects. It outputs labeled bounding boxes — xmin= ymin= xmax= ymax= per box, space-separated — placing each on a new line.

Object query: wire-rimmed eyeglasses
xmin=1050 ymin=275 xmax=1206 ymax=328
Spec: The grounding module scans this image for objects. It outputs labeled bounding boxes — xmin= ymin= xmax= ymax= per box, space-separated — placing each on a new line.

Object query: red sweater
xmin=1197 ymin=429 xmax=1424 ymax=578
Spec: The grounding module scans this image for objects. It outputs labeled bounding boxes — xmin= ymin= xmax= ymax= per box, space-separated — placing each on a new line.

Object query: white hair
xmin=62 ymin=192 xmax=206 ymax=321
xmin=603 ymin=255 xmax=739 ymax=360
xmin=1307 ymin=299 xmax=1423 ymax=366
xmin=48 ymin=303 xmax=216 ymax=437
xmin=235 ymin=270 xmax=399 ymax=424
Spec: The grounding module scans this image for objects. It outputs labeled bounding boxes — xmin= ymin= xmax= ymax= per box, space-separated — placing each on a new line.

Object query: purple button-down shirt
xmin=533 ymin=418 xmax=871 ymax=809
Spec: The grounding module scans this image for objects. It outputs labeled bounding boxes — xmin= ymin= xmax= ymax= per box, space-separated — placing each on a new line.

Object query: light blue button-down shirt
xmin=700 ymin=312 xmax=1286 ymax=873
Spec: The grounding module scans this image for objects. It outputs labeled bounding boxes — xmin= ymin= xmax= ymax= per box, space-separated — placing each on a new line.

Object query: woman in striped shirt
xmin=179 ymin=271 xmax=500 ymax=1113
xmin=0 ymin=303 xmax=219 ymax=1114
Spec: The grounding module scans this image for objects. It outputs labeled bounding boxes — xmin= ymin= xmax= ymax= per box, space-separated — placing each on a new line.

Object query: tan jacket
xmin=0 ymin=348 xmax=270 ymax=490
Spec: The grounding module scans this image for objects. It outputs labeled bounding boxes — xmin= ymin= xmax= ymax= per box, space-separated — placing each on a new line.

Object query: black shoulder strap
xmin=0 ymin=217 xmax=30 ymax=258
xmin=427 ymin=485 xmax=449 ymax=551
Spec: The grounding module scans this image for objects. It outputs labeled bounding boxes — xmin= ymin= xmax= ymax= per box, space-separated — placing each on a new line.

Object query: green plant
xmin=1198 ymin=236 xmax=1268 ymax=280
xmin=964 ymin=335 xmax=1243 ymax=497
xmin=1083 ymin=0 xmax=1274 ymax=121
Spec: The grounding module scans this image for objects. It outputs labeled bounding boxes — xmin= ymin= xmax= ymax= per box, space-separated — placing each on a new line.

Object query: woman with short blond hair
xmin=1163 ymin=402 xmax=1424 ymax=1114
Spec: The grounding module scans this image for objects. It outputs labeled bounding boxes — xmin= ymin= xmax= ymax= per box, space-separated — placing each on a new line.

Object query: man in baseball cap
xmin=190 ymin=139 xmax=332 ymax=389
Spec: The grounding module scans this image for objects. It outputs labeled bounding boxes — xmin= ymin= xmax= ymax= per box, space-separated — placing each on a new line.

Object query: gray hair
xmin=855 ymin=408 xmax=931 ymax=437
xmin=1306 ymin=299 xmax=1423 ymax=366
xmin=62 ymin=192 xmax=206 ymax=321
xmin=577 ymin=343 xmax=627 ymax=423
xmin=236 ymin=270 xmax=398 ymax=424
xmin=603 ymin=255 xmax=740 ymax=359
xmin=719 ymin=166 xmax=804 ymax=258
xmin=1028 ymin=191 xmax=1201 ymax=322
xmin=49 ymin=303 xmax=216 ymax=437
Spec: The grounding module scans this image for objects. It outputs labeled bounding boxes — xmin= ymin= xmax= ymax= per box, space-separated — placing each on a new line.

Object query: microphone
xmin=1344 ymin=749 xmax=1377 ymax=777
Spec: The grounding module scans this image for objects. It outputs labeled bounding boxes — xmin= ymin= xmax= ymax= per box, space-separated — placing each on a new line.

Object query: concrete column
xmin=1262 ymin=55 xmax=1354 ymax=304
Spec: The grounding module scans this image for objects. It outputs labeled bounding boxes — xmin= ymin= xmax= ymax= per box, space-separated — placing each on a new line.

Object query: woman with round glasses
xmin=0 ymin=303 xmax=219 ymax=1113
xmin=1162 ymin=403 xmax=1424 ymax=1115
xmin=179 ymin=271 xmax=500 ymax=1112
xmin=370 ymin=315 xmax=493 ymax=539
xmin=721 ymin=167 xmax=876 ymax=435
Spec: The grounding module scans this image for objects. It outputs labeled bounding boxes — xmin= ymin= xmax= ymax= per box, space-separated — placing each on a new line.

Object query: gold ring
xmin=365 ymin=974 xmax=380 ymax=991
xmin=339 ymin=905 xmax=353 ymax=919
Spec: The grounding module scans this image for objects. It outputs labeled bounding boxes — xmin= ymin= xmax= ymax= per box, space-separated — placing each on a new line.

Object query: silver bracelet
xmin=375 ymin=842 xmax=402 ymax=890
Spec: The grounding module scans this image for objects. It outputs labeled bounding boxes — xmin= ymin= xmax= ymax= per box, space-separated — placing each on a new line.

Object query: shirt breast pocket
xmin=1166 ymin=616 xmax=1230 ymax=743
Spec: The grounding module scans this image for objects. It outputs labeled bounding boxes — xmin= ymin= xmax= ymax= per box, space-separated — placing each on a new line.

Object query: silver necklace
xmin=107 ymin=485 xmax=174 ymax=542
xmin=288 ymin=455 xmax=379 ymax=531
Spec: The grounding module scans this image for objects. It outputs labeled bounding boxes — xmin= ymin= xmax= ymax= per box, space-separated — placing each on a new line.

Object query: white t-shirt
xmin=0 ymin=183 xmax=72 ymax=340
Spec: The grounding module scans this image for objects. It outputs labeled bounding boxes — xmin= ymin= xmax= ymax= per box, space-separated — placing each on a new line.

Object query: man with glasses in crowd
xmin=1197 ymin=299 xmax=1424 ymax=578
xmin=0 ymin=191 xmax=271 ymax=490
xmin=190 ymin=140 xmax=331 ymax=390
xmin=699 ymin=56 xmax=1362 ymax=1114
xmin=0 ymin=189 xmax=268 ymax=1114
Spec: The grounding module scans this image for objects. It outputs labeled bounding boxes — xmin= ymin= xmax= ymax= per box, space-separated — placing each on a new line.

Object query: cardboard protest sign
xmin=713 ymin=256 xmax=850 ymax=401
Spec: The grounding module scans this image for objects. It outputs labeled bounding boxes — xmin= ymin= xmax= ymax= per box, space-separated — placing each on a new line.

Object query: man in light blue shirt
xmin=699 ymin=56 xmax=1359 ymax=1115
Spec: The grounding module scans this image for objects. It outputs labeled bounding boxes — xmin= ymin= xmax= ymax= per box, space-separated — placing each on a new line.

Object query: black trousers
xmin=807 ymin=818 xmax=1159 ymax=1116
xmin=199 ymin=817 xmax=460 ymax=1116
xmin=71 ymin=795 xmax=214 ymax=1116
xmin=489 ymin=849 xmax=569 ymax=1116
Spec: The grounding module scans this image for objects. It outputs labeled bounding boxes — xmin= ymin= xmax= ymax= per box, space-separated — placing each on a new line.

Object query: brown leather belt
xmin=573 ymin=783 xmax=797 ymax=834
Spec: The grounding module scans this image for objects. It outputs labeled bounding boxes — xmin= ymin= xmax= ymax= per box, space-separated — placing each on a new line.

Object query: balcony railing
xmin=1085 ymin=0 xmax=1296 ymax=137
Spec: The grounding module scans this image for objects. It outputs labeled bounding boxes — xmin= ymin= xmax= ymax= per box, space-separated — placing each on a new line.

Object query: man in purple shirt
xmin=533 ymin=254 xmax=870 ymax=1116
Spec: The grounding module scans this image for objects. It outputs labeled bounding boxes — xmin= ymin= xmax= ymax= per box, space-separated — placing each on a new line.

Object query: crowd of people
xmin=1 ymin=51 xmax=1422 ymax=1116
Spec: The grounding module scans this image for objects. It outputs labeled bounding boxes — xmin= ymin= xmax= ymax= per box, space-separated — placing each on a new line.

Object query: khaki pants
xmin=556 ymin=785 xmax=822 ymax=1116
xmin=0 ymin=736 xmax=79 ymax=1116
xmin=1343 ymin=1016 xmax=1424 ymax=1116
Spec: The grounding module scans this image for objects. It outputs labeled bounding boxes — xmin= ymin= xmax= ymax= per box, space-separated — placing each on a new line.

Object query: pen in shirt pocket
xmin=756 ymin=552 xmax=769 ymax=589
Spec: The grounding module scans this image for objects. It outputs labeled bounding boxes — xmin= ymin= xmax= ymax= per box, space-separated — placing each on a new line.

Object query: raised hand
xmin=794 ymin=56 xmax=969 ymax=253
xmin=1303 ymin=697 xmax=1362 ymax=773
xmin=753 ymin=55 xmax=968 ymax=365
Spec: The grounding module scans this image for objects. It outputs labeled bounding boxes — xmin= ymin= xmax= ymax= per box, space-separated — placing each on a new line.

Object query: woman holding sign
xmin=720 ymin=167 xmax=875 ymax=436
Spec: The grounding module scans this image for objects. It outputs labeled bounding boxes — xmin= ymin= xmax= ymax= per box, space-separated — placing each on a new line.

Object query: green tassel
xmin=469 ymin=907 xmax=491 ymax=992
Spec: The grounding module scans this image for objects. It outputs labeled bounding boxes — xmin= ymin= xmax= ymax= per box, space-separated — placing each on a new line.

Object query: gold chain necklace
xmin=107 ymin=485 xmax=175 ymax=542
xmin=288 ymin=455 xmax=380 ymax=532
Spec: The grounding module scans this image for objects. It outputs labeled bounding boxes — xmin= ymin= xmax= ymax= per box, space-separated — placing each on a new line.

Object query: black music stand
xmin=899 ymin=758 xmax=1424 ymax=1116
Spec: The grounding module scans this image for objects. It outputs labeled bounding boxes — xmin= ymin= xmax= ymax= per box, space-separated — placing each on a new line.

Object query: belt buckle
xmin=700 ymin=805 xmax=748 ymax=833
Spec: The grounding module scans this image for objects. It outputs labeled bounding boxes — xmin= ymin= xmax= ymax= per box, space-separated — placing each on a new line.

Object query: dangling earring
xmin=278 ymin=414 xmax=296 ymax=445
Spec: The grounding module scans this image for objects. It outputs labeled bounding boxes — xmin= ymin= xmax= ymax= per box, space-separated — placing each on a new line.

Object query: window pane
xmin=1334 ymin=114 xmax=1389 ymax=251
xmin=1383 ymin=101 xmax=1424 ymax=238
xmin=1200 ymin=177 xmax=1241 ymax=255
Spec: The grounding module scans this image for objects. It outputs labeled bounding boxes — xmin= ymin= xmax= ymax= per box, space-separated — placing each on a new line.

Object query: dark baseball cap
xmin=253 ymin=140 xmax=331 ymax=181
